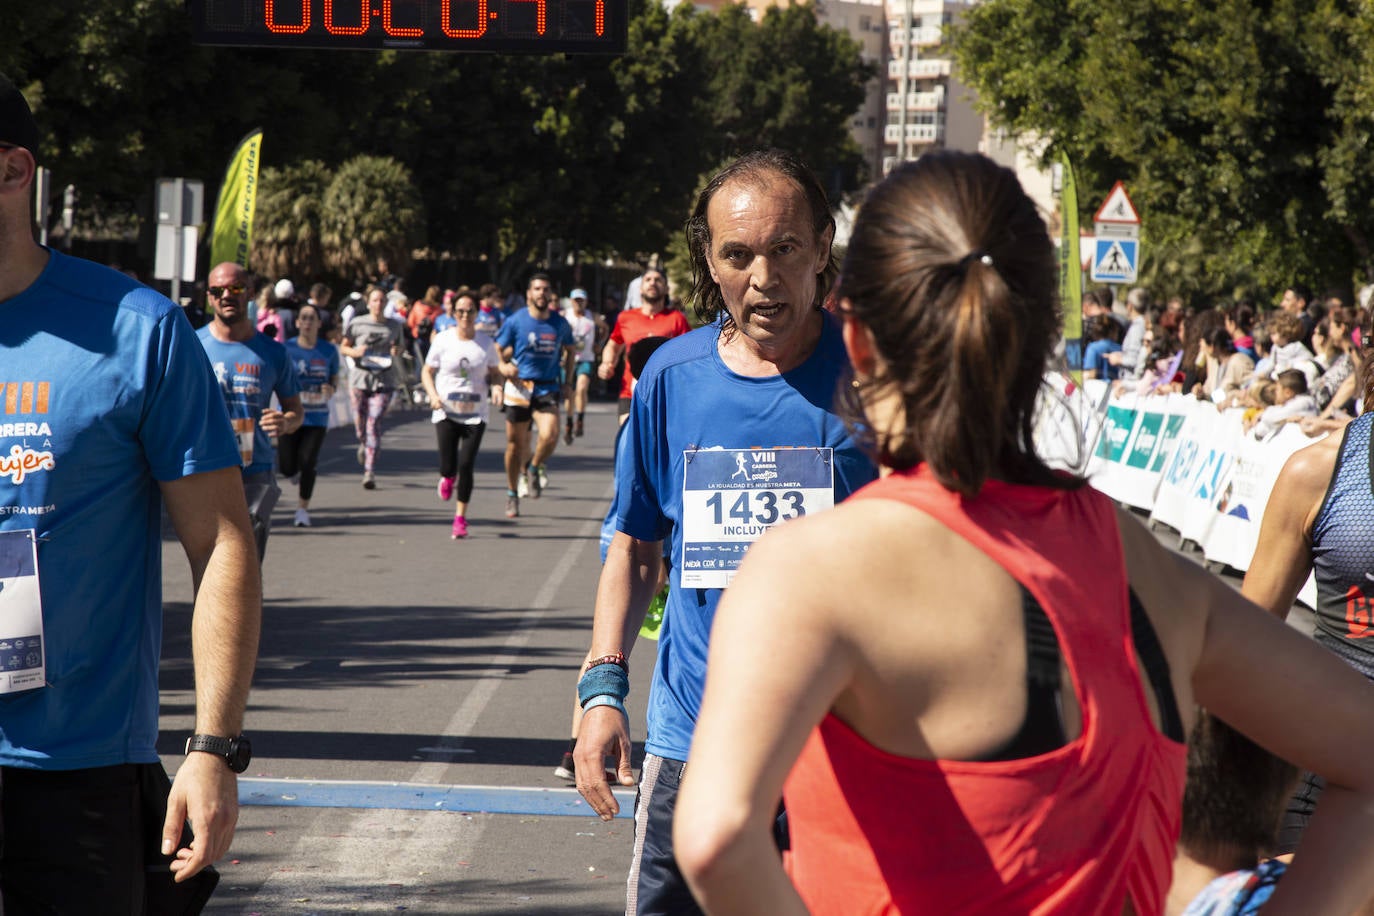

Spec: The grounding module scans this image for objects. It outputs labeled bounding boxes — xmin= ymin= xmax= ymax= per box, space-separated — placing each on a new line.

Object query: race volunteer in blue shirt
xmin=198 ymin=262 xmax=303 ymax=561
xmin=494 ymin=272 xmax=576 ymax=517
xmin=572 ymin=150 xmax=877 ymax=916
xmin=0 ymin=74 xmax=261 ymax=911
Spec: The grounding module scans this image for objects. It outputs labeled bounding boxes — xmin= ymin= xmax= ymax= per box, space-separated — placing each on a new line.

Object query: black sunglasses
xmin=208 ymin=285 xmax=245 ymax=298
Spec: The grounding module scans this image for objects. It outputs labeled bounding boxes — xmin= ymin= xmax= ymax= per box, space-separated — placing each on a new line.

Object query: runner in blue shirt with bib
xmin=571 ymin=150 xmax=877 ymax=916
xmin=494 ymin=273 xmax=576 ymax=517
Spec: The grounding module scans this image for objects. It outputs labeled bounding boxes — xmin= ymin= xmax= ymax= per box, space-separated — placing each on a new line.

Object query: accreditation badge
xmin=0 ymin=529 xmax=45 ymax=693
xmin=443 ymin=390 xmax=482 ymax=419
xmin=680 ymin=447 xmax=834 ymax=589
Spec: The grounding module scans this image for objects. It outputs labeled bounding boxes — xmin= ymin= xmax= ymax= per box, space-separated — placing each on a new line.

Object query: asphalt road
xmin=158 ymin=396 xmax=646 ymax=915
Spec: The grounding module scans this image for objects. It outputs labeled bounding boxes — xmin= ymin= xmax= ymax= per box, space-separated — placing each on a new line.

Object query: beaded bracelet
xmin=582 ymin=695 xmax=628 ymax=718
xmin=586 ymin=651 xmax=628 ymax=673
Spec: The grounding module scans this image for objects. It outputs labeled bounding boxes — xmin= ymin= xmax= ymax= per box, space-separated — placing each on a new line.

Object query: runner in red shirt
xmin=598 ymin=267 xmax=691 ymax=421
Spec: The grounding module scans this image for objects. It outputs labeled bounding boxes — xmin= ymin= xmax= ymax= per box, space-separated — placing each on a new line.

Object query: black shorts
xmin=508 ymin=392 xmax=560 ymax=424
xmin=1 ymin=762 xmax=217 ymax=915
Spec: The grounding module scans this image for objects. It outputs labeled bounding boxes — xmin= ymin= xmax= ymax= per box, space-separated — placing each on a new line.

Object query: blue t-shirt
xmin=433 ymin=314 xmax=457 ymax=334
xmin=285 ymin=336 xmax=341 ymax=428
xmin=474 ymin=306 xmax=502 ymax=338
xmin=495 ymin=309 xmax=574 ymax=397
xmin=616 ymin=315 xmax=877 ymax=759
xmin=198 ymin=327 xmax=301 ymax=476
xmin=1084 ymin=338 xmax=1122 ymax=380
xmin=0 ymin=250 xmax=240 ymax=770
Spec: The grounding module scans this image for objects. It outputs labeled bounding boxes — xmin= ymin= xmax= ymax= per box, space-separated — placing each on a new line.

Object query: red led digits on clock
xmin=507 ymin=0 xmax=547 ymax=35
xmin=266 ymin=0 xmax=311 ymax=33
xmin=442 ymin=0 xmax=488 ymax=39
xmin=383 ymin=0 xmax=424 ymax=36
xmin=560 ymin=0 xmax=604 ymax=37
xmin=323 ymin=0 xmax=368 ymax=34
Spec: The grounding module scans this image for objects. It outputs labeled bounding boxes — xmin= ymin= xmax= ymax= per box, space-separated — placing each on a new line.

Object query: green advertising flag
xmin=1058 ymin=150 xmax=1082 ymax=371
xmin=210 ymin=129 xmax=263 ymax=269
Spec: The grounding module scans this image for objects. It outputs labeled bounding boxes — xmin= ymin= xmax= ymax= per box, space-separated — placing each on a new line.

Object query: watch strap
xmin=185 ymin=734 xmax=233 ymax=757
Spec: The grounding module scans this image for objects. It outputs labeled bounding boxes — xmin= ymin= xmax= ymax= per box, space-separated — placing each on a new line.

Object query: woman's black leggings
xmin=278 ymin=424 xmax=328 ymax=500
xmin=436 ymin=419 xmax=487 ymax=503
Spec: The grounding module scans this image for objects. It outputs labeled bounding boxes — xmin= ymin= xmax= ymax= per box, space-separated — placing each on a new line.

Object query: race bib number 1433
xmin=680 ymin=447 xmax=834 ymax=589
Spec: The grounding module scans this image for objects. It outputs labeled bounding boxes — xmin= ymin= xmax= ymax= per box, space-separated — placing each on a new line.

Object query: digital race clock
xmin=188 ymin=0 xmax=626 ymax=54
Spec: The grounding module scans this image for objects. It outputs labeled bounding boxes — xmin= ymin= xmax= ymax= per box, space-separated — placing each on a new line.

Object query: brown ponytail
xmin=838 ymin=151 xmax=1069 ymax=496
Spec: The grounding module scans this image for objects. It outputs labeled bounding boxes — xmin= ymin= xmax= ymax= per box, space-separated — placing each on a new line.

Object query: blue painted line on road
xmin=239 ymin=777 xmax=635 ymax=819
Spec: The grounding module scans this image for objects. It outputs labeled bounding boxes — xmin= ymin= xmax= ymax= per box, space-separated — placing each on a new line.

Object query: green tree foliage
xmin=321 ymin=156 xmax=426 ymax=285
xmin=952 ymin=0 xmax=1372 ymax=301
xmin=685 ymin=2 xmax=873 ymax=193
xmin=254 ymin=160 xmax=332 ymax=281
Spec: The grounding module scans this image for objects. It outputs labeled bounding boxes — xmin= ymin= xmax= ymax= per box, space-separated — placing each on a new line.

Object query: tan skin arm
xmin=598 ymin=338 xmax=625 ymax=381
xmin=1239 ymin=433 xmax=1339 ymax=621
xmin=572 ymin=532 xmax=662 ymax=819
xmin=158 ymin=467 xmax=261 ymax=882
xmin=259 ymin=393 xmax=303 ymax=438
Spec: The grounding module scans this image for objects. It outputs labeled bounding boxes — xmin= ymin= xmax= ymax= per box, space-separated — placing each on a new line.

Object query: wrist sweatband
xmin=582 ymin=695 xmax=628 ymax=717
xmin=578 ymin=663 xmax=630 ymax=707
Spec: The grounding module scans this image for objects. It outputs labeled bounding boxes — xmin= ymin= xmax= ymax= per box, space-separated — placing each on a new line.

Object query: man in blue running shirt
xmin=572 ymin=150 xmax=877 ymax=915
xmin=0 ymin=73 xmax=261 ymax=911
xmin=494 ymin=272 xmax=576 ymax=518
xmin=198 ymin=261 xmax=303 ymax=562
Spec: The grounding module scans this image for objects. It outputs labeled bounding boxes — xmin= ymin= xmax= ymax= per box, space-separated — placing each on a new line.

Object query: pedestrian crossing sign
xmin=1091 ymin=238 xmax=1139 ymax=283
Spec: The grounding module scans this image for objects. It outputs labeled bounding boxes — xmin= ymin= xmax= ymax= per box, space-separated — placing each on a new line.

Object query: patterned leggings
xmin=351 ymin=388 xmax=391 ymax=472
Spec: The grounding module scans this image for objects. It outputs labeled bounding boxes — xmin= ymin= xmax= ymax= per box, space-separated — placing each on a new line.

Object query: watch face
xmin=228 ymin=735 xmax=253 ymax=773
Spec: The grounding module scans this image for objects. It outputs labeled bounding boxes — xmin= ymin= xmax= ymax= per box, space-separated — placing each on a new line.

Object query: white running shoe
xmin=293 ymin=508 xmax=311 ymax=527
xmin=517 ymin=472 xmax=530 ymax=498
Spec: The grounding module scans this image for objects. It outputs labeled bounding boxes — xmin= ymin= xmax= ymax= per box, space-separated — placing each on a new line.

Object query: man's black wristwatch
xmin=185 ymin=734 xmax=252 ymax=773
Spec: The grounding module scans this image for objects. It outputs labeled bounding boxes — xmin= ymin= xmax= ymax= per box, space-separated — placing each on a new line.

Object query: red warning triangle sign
xmin=1093 ymin=181 xmax=1140 ymax=224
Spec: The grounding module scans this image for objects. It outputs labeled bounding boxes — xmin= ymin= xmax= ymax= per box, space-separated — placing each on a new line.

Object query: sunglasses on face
xmin=455 ymin=309 xmax=476 ymax=316
xmin=208 ymin=285 xmax=245 ymax=298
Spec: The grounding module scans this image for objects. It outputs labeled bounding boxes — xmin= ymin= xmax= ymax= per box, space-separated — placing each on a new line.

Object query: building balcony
xmin=883 ymin=123 xmax=942 ymax=145
xmin=887 ymin=58 xmax=952 ymax=80
xmin=886 ymin=87 xmax=944 ymax=112
xmin=887 ymin=25 xmax=944 ymax=47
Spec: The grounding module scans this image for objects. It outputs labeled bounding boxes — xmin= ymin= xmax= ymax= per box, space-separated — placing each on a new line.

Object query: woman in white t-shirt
xmin=421 ymin=294 xmax=506 ymax=539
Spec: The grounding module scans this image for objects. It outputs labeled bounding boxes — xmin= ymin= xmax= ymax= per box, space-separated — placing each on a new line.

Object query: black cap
xmin=0 ymin=73 xmax=40 ymax=156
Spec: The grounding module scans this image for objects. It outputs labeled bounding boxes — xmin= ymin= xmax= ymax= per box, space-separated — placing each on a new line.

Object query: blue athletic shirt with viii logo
xmin=197 ymin=327 xmax=301 ymax=476
xmin=0 ymin=250 xmax=239 ymax=770
xmin=495 ymin=309 xmax=573 ymax=398
xmin=285 ymin=336 xmax=341 ymax=428
xmin=614 ymin=313 xmax=877 ymax=761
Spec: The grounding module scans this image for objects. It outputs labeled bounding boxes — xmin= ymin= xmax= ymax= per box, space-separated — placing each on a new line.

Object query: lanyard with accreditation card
xmin=679 ymin=446 xmax=834 ymax=589
xmin=0 ymin=529 xmax=45 ymax=694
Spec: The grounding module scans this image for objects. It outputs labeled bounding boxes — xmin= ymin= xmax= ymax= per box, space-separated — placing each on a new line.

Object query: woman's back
xmin=780 ymin=467 xmax=1188 ymax=914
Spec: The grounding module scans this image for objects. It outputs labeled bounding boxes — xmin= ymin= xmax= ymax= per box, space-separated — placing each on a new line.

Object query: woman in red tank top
xmin=672 ymin=151 xmax=1374 ymax=915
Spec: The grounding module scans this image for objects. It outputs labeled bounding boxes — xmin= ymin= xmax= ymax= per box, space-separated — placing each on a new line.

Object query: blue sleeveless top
xmin=1310 ymin=411 xmax=1374 ymax=676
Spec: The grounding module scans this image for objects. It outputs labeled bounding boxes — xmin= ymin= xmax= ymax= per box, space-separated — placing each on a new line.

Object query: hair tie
xmin=958 ymin=250 xmax=994 ymax=273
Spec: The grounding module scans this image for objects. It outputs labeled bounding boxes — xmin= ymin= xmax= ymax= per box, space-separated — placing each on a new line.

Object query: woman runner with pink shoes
xmin=421 ymin=291 xmax=506 ymax=538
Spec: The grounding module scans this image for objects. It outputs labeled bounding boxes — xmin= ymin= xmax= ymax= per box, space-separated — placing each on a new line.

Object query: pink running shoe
xmin=451 ymin=515 xmax=468 ymax=539
xmin=437 ymin=476 xmax=455 ymax=501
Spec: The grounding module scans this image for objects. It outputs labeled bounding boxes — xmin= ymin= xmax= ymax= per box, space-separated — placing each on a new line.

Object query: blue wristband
xmin=578 ymin=662 xmax=630 ymax=706
xmin=582 ymin=694 xmax=628 ymax=717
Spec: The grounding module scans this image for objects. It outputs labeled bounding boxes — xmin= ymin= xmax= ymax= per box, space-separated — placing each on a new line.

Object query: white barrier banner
xmin=1033 ymin=379 xmax=1324 ymax=608
xmin=1150 ymin=405 xmax=1227 ymax=536
xmin=1200 ymin=423 xmax=1311 ymax=573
